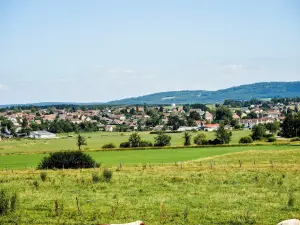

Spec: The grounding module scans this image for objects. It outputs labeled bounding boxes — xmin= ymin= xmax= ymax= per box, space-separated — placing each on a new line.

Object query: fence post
xmin=180 ymin=161 xmax=183 ymax=170
xmin=239 ymin=160 xmax=242 ymax=168
xmin=120 ymin=162 xmax=123 ymax=169
xmin=76 ymin=196 xmax=81 ymax=215
xmin=210 ymin=160 xmax=213 ymax=169
xmin=270 ymin=160 xmax=274 ymax=169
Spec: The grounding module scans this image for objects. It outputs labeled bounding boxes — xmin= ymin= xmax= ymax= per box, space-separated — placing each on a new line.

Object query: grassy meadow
xmin=0 ymin=149 xmax=299 ymax=224
xmin=1 ymin=130 xmax=253 ymax=154
xmin=1 ymin=145 xmax=300 ymax=170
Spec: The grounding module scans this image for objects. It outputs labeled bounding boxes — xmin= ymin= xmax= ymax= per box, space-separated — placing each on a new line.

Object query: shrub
xmin=102 ymin=168 xmax=113 ymax=182
xmin=154 ymin=133 xmax=171 ymax=147
xmin=267 ymin=136 xmax=276 ymax=142
xmin=10 ymin=193 xmax=18 ymax=212
xmin=0 ymin=190 xmax=19 ymax=215
xmin=37 ymin=151 xmax=100 ymax=169
xmin=102 ymin=143 xmax=116 ymax=149
xmin=119 ymin=141 xmax=130 ymax=148
xmin=40 ymin=172 xmax=47 ymax=182
xmin=139 ymin=140 xmax=153 ymax=147
xmin=0 ymin=190 xmax=9 ymax=215
xmin=92 ymin=172 xmax=101 ymax=183
xmin=290 ymin=137 xmax=300 ymax=142
xmin=128 ymin=132 xmax=141 ymax=147
xmin=33 ymin=181 xmax=39 ymax=190
xmin=194 ymin=133 xmax=208 ymax=145
xmin=208 ymin=139 xmax=222 ymax=145
xmin=183 ymin=132 xmax=192 ymax=146
xmin=239 ymin=136 xmax=253 ymax=144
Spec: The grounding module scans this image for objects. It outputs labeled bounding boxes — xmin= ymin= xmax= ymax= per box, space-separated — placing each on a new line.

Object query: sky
xmin=0 ymin=0 xmax=299 ymax=104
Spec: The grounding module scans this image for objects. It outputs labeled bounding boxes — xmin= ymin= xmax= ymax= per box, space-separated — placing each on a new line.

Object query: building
xmin=29 ymin=131 xmax=56 ymax=139
xmin=202 ymin=124 xmax=220 ymax=131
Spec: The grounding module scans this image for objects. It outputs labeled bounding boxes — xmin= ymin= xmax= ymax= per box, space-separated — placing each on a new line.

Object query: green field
xmin=0 ymin=130 xmax=252 ymax=154
xmin=1 ymin=145 xmax=300 ymax=169
xmin=0 ymin=150 xmax=299 ymax=224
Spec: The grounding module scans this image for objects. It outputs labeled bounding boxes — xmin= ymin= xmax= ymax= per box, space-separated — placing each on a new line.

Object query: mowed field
xmin=0 ymin=145 xmax=300 ymax=169
xmin=0 ymin=150 xmax=299 ymax=224
xmin=0 ymin=130 xmax=252 ymax=154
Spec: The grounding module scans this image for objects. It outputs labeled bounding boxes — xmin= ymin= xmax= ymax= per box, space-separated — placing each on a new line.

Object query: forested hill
xmin=108 ymin=82 xmax=300 ymax=105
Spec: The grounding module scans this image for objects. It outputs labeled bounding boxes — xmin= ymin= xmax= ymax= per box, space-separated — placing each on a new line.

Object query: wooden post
xmin=149 ymin=162 xmax=151 ymax=169
xmin=76 ymin=196 xmax=81 ymax=215
xmin=180 ymin=161 xmax=183 ymax=170
xmin=120 ymin=162 xmax=123 ymax=169
xmin=239 ymin=160 xmax=242 ymax=168
xmin=270 ymin=160 xmax=274 ymax=169
xmin=210 ymin=160 xmax=213 ymax=169
xmin=6 ymin=166 xmax=8 ymax=172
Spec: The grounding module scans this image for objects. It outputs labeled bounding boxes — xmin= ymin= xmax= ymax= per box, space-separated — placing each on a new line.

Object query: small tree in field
xmin=183 ymin=132 xmax=192 ymax=146
xmin=128 ymin=132 xmax=141 ymax=147
xmin=194 ymin=133 xmax=208 ymax=145
xmin=77 ymin=134 xmax=87 ymax=150
xmin=215 ymin=123 xmax=232 ymax=144
xmin=154 ymin=132 xmax=171 ymax=147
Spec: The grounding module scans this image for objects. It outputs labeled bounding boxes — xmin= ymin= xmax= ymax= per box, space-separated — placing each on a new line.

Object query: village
xmin=0 ymin=98 xmax=298 ymax=139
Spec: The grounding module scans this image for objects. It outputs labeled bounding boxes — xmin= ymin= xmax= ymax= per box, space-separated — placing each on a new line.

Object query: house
xmin=29 ymin=131 xmax=56 ymax=139
xmin=177 ymin=126 xmax=198 ymax=132
xmin=232 ymin=113 xmax=240 ymax=120
xmin=267 ymin=110 xmax=281 ymax=119
xmin=240 ymin=117 xmax=275 ymax=128
xmin=104 ymin=125 xmax=115 ymax=132
xmin=204 ymin=112 xmax=213 ymax=122
xmin=202 ymin=124 xmax=220 ymax=131
xmin=43 ymin=114 xmax=57 ymax=121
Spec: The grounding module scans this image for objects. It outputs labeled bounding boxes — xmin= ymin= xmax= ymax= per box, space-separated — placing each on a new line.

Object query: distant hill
xmin=107 ymin=81 xmax=300 ymax=105
xmin=1 ymin=81 xmax=300 ymax=108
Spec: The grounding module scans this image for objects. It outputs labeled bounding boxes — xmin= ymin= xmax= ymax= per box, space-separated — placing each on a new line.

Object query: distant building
xmin=29 ymin=131 xmax=56 ymax=139
xmin=202 ymin=124 xmax=220 ymax=131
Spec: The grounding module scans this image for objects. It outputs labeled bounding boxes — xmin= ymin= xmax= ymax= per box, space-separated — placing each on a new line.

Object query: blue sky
xmin=0 ymin=0 xmax=299 ymax=104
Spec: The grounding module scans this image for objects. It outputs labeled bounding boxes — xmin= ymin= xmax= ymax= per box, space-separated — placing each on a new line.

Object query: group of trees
xmin=119 ymin=132 xmax=172 ymax=148
xmin=281 ymin=112 xmax=300 ymax=138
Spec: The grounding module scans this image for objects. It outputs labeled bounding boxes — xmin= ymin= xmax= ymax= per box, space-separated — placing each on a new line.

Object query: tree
xmin=215 ymin=106 xmax=233 ymax=124
xmin=167 ymin=115 xmax=186 ymax=130
xmin=189 ymin=111 xmax=201 ymax=120
xmin=265 ymin=121 xmax=280 ymax=134
xmin=183 ymin=104 xmax=190 ymax=113
xmin=183 ymin=132 xmax=192 ymax=146
xmin=77 ymin=134 xmax=87 ymax=150
xmin=22 ymin=118 xmax=28 ymax=128
xmin=239 ymin=136 xmax=253 ymax=144
xmin=251 ymin=124 xmax=266 ymax=140
xmin=154 ymin=132 xmax=171 ymax=147
xmin=128 ymin=132 xmax=141 ymax=147
xmin=295 ymin=105 xmax=299 ymax=113
xmin=236 ymin=110 xmax=242 ymax=118
xmin=215 ymin=123 xmax=232 ymax=144
xmin=193 ymin=133 xmax=208 ymax=145
xmin=247 ymin=111 xmax=258 ymax=119
xmin=281 ymin=112 xmax=300 ymax=137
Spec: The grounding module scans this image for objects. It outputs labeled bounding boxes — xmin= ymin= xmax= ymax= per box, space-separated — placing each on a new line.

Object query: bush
xmin=37 ymin=151 xmax=100 ymax=169
xmin=290 ymin=137 xmax=300 ymax=142
xmin=0 ymin=190 xmax=18 ymax=215
xmin=119 ymin=141 xmax=130 ymax=148
xmin=139 ymin=140 xmax=153 ymax=147
xmin=102 ymin=143 xmax=116 ymax=149
xmin=154 ymin=133 xmax=171 ymax=147
xmin=102 ymin=168 xmax=113 ymax=182
xmin=267 ymin=136 xmax=276 ymax=142
xmin=0 ymin=190 xmax=9 ymax=215
xmin=208 ymin=139 xmax=222 ymax=145
xmin=194 ymin=133 xmax=208 ymax=145
xmin=40 ymin=172 xmax=47 ymax=182
xmin=239 ymin=136 xmax=253 ymax=144
xmin=92 ymin=172 xmax=101 ymax=183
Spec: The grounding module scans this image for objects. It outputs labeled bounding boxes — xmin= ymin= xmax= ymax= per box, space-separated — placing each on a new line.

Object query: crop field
xmin=1 ymin=130 xmax=253 ymax=154
xmin=0 ymin=149 xmax=299 ymax=224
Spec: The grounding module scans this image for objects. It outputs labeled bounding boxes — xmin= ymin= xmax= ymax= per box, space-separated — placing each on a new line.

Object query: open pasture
xmin=1 ymin=130 xmax=252 ymax=154
xmin=0 ymin=150 xmax=299 ymax=224
xmin=0 ymin=145 xmax=299 ymax=169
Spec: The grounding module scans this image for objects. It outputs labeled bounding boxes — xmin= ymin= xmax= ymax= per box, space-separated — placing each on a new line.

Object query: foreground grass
xmin=1 ymin=145 xmax=300 ymax=169
xmin=0 ymin=150 xmax=299 ymax=224
xmin=0 ymin=130 xmax=252 ymax=154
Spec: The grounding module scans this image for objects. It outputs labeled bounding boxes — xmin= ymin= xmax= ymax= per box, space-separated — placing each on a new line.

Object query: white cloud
xmin=123 ymin=69 xmax=135 ymax=73
xmin=107 ymin=68 xmax=136 ymax=74
xmin=221 ymin=64 xmax=243 ymax=72
xmin=0 ymin=84 xmax=8 ymax=91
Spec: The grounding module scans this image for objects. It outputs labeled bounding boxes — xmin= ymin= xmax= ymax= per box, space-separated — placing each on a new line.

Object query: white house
xmin=29 ymin=131 xmax=56 ymax=139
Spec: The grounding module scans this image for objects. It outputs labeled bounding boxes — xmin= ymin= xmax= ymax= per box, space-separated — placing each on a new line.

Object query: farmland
xmin=0 ymin=149 xmax=299 ymax=224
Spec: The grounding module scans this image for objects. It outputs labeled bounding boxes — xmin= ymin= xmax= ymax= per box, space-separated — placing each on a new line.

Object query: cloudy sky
xmin=0 ymin=0 xmax=299 ymax=104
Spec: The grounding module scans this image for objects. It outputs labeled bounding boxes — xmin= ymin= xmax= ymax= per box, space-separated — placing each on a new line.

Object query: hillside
xmin=108 ymin=81 xmax=300 ymax=104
